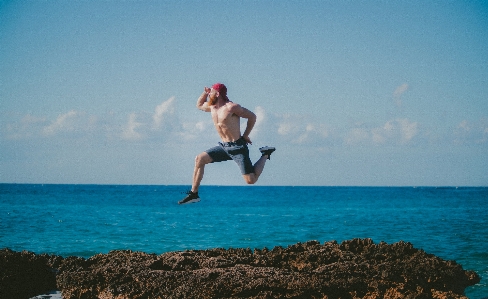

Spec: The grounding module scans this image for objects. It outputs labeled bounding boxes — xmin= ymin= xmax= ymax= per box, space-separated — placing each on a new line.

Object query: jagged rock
xmin=55 ymin=239 xmax=480 ymax=299
xmin=0 ymin=248 xmax=62 ymax=299
xmin=1 ymin=240 xmax=481 ymax=299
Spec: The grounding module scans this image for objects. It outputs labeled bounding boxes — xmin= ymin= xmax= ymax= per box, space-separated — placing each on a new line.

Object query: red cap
xmin=212 ymin=83 xmax=227 ymax=95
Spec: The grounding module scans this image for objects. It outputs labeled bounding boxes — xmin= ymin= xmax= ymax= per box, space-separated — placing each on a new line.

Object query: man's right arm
xmin=196 ymin=88 xmax=211 ymax=112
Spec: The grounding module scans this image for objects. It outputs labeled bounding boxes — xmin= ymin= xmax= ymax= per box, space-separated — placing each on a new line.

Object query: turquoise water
xmin=1 ymin=184 xmax=487 ymax=298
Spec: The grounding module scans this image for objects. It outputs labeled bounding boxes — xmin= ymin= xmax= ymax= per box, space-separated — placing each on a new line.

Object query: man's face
xmin=208 ymin=88 xmax=218 ymax=105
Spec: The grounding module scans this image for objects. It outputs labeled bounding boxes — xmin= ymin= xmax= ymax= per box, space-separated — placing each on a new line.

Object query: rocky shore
xmin=1 ymin=239 xmax=480 ymax=299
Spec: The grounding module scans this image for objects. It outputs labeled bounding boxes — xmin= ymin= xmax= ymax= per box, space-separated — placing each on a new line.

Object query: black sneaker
xmin=259 ymin=146 xmax=276 ymax=160
xmin=178 ymin=191 xmax=200 ymax=205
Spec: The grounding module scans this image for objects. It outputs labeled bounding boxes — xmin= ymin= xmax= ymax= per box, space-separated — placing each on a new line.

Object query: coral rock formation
xmin=1 ymin=239 xmax=480 ymax=299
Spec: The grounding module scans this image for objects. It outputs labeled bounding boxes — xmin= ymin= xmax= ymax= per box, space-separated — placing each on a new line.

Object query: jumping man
xmin=178 ymin=83 xmax=275 ymax=204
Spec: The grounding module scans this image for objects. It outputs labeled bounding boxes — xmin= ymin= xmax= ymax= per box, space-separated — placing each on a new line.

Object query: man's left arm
xmin=232 ymin=105 xmax=256 ymax=144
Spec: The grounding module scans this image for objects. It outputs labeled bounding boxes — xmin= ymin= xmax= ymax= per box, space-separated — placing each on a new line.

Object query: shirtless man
xmin=178 ymin=83 xmax=275 ymax=204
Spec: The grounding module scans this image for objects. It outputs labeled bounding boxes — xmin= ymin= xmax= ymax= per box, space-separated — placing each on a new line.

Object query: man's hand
xmin=204 ymin=87 xmax=211 ymax=94
xmin=243 ymin=135 xmax=252 ymax=145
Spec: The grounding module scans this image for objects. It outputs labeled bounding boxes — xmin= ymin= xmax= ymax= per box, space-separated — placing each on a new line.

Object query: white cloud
xmin=278 ymin=122 xmax=293 ymax=136
xmin=250 ymin=106 xmax=265 ymax=139
xmin=195 ymin=121 xmax=206 ymax=132
xmin=397 ymin=118 xmax=418 ymax=143
xmin=374 ymin=120 xmax=399 ymax=142
xmin=345 ymin=127 xmax=369 ymax=145
xmin=122 ymin=113 xmax=144 ymax=141
xmin=42 ymin=110 xmax=79 ymax=136
xmin=119 ymin=97 xmax=181 ymax=141
xmin=3 ymin=97 xmax=184 ymax=143
xmin=382 ymin=118 xmax=418 ymax=144
xmin=274 ymin=113 xmax=333 ymax=145
xmin=393 ymin=83 xmax=409 ymax=107
xmin=276 ymin=114 xmax=303 ymax=136
xmin=4 ymin=97 xmax=485 ymax=152
xmin=153 ymin=97 xmax=175 ymax=130
xmin=394 ymin=83 xmax=409 ymax=97
xmin=294 ymin=123 xmax=330 ymax=144
xmin=345 ymin=118 xmax=419 ymax=146
xmin=371 ymin=127 xmax=386 ymax=144
xmin=179 ymin=120 xmax=210 ymax=141
xmin=5 ymin=114 xmax=47 ymax=139
xmin=453 ymin=119 xmax=488 ymax=144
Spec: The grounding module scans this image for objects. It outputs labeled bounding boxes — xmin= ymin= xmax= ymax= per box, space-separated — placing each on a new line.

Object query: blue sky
xmin=1 ymin=1 xmax=487 ymax=186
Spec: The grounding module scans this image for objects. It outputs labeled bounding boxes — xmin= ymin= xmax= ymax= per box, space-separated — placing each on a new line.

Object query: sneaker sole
xmin=178 ymin=198 xmax=201 ymax=205
xmin=259 ymin=146 xmax=275 ymax=154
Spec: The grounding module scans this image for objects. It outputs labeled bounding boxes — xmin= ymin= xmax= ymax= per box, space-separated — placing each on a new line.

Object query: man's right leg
xmin=191 ymin=152 xmax=213 ymax=193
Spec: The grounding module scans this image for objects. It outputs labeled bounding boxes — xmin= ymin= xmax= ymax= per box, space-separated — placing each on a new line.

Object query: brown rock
xmin=0 ymin=248 xmax=62 ymax=299
xmin=54 ymin=239 xmax=479 ymax=299
xmin=0 ymin=239 xmax=480 ymax=299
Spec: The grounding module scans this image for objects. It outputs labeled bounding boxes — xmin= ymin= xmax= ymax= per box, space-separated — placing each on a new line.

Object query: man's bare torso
xmin=210 ymin=102 xmax=241 ymax=142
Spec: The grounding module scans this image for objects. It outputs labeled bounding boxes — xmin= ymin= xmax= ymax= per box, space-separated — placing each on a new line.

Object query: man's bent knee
xmin=195 ymin=153 xmax=212 ymax=167
xmin=243 ymin=173 xmax=257 ymax=185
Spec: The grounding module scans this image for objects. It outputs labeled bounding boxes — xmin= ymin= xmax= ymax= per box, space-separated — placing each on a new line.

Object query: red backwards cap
xmin=212 ymin=83 xmax=227 ymax=95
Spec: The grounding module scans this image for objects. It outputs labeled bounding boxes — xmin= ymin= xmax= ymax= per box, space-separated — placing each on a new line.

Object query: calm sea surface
xmin=1 ymin=184 xmax=487 ymax=298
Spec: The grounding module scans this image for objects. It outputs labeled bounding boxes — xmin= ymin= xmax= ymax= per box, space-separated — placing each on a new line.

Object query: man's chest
xmin=211 ymin=108 xmax=237 ymax=124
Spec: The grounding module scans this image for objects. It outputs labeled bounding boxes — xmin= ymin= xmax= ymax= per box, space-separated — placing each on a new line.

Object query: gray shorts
xmin=205 ymin=137 xmax=254 ymax=175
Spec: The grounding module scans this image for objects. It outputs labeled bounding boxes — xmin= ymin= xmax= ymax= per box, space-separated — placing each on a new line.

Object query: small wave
xmin=29 ymin=290 xmax=62 ymax=299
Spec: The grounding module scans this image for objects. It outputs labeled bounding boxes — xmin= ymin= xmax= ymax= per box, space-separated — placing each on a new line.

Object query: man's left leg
xmin=242 ymin=146 xmax=276 ymax=184
xmin=243 ymin=155 xmax=267 ymax=184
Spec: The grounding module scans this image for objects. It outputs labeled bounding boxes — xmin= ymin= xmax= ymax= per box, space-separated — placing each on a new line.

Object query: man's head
xmin=212 ymin=83 xmax=227 ymax=96
xmin=208 ymin=83 xmax=228 ymax=105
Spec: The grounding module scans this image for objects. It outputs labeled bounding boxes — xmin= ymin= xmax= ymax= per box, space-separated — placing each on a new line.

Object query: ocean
xmin=1 ymin=184 xmax=487 ymax=298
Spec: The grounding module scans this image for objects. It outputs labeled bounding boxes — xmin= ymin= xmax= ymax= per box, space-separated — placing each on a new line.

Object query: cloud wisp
xmin=347 ymin=118 xmax=419 ymax=146
xmin=121 ymin=97 xmax=177 ymax=141
xmin=453 ymin=119 xmax=488 ymax=145
xmin=393 ymin=83 xmax=409 ymax=108
xmin=3 ymin=98 xmax=487 ymax=149
xmin=42 ymin=110 xmax=79 ymax=136
xmin=122 ymin=113 xmax=144 ymax=141
xmin=153 ymin=97 xmax=175 ymax=130
xmin=4 ymin=97 xmax=183 ymax=143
